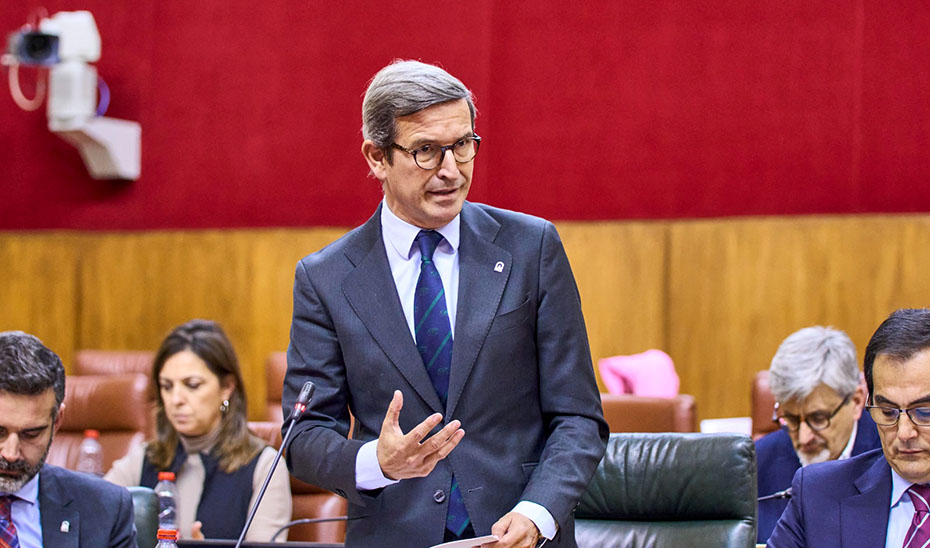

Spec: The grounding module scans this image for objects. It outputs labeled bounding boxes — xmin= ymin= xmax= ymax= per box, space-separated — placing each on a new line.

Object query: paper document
xmin=430 ymin=534 xmax=499 ymax=548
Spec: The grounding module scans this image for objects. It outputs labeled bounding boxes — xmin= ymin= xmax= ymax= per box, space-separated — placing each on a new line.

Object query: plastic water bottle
xmin=75 ymin=429 xmax=104 ymax=476
xmin=155 ymin=528 xmax=179 ymax=547
xmin=155 ymin=471 xmax=178 ymax=530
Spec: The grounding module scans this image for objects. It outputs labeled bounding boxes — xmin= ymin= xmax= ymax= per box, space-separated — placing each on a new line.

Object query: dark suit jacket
xmin=756 ymin=412 xmax=881 ymax=542
xmin=39 ymin=464 xmax=137 ymax=548
xmin=767 ymin=448 xmax=890 ymax=548
xmin=283 ymin=202 xmax=609 ymax=548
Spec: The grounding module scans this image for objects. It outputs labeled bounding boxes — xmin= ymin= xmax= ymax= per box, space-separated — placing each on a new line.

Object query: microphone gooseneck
xmin=270 ymin=516 xmax=353 ymax=542
xmin=233 ymin=381 xmax=315 ymax=548
xmin=757 ymin=487 xmax=792 ymax=502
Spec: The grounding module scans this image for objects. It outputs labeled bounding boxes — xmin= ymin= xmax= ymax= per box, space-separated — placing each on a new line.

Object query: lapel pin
xmin=60 ymin=520 xmax=70 ymax=533
xmin=494 ymin=261 xmax=504 ymax=273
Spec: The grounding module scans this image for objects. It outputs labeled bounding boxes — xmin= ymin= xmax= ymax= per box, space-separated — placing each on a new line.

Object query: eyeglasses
xmin=866 ymin=404 xmax=930 ymax=427
xmin=390 ymin=135 xmax=481 ymax=170
xmin=772 ymin=393 xmax=852 ymax=432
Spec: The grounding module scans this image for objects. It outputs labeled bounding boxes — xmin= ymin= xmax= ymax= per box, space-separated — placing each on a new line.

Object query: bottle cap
xmin=157 ymin=471 xmax=175 ymax=481
xmin=156 ymin=529 xmax=178 ymax=540
xmin=83 ymin=429 xmax=99 ymax=439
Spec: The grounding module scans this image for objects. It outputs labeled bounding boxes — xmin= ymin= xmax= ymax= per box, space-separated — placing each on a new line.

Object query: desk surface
xmin=178 ymin=541 xmax=342 ymax=548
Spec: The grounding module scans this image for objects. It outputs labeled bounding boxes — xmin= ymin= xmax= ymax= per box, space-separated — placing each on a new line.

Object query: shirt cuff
xmin=355 ymin=439 xmax=399 ymax=491
xmin=513 ymin=500 xmax=557 ymax=540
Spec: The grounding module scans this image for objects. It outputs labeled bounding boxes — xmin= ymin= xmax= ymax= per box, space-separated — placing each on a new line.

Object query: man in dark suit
xmin=756 ymin=326 xmax=880 ymax=542
xmin=0 ymin=331 xmax=137 ymax=548
xmin=283 ymin=60 xmax=608 ymax=548
xmin=769 ymin=308 xmax=930 ymax=547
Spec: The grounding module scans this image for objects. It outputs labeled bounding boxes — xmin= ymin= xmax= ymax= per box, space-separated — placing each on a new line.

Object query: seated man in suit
xmin=769 ymin=308 xmax=930 ymax=547
xmin=756 ymin=326 xmax=880 ymax=542
xmin=0 ymin=331 xmax=137 ymax=548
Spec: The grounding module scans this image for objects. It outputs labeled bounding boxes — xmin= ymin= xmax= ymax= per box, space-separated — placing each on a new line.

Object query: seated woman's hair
xmin=147 ymin=319 xmax=263 ymax=472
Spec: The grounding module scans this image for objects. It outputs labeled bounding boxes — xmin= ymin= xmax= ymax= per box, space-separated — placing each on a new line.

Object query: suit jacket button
xmin=433 ymin=490 xmax=446 ymax=503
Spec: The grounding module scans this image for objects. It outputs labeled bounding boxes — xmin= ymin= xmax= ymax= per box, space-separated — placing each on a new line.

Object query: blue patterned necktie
xmin=0 ymin=495 xmax=20 ymax=548
xmin=414 ymin=230 xmax=470 ymax=538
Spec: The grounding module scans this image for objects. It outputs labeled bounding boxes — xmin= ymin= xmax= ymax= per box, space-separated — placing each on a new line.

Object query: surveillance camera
xmin=6 ymin=30 xmax=60 ymax=66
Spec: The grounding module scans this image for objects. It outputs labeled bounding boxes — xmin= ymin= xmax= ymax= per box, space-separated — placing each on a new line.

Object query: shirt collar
xmin=380 ymin=199 xmax=460 ymax=260
xmin=1 ymin=469 xmax=39 ymax=505
xmin=891 ymin=467 xmax=917 ymax=509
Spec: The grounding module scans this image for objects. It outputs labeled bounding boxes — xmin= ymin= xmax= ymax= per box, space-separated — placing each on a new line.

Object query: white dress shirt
xmin=886 ymin=469 xmax=928 ymax=547
xmin=354 ymin=200 xmax=557 ymax=540
xmin=2 ymin=471 xmax=42 ymax=548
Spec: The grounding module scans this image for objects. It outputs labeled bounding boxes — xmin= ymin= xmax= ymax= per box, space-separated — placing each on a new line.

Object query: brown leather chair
xmin=751 ymin=370 xmax=778 ymax=440
xmin=265 ymin=351 xmax=287 ymax=422
xmin=48 ymin=373 xmax=150 ymax=471
xmin=599 ymin=393 xmax=697 ymax=433
xmin=248 ymin=420 xmax=348 ymax=543
xmin=73 ymin=349 xmax=155 ymax=376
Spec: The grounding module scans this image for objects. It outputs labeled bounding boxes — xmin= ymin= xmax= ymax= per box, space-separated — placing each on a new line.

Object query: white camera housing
xmin=24 ymin=11 xmax=141 ymax=180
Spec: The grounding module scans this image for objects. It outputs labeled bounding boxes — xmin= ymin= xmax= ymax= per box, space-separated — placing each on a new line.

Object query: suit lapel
xmin=38 ymin=466 xmax=80 ymax=548
xmin=840 ymin=455 xmax=892 ymax=547
xmin=446 ymin=203 xmax=510 ymax=417
xmin=342 ymin=206 xmax=443 ymax=413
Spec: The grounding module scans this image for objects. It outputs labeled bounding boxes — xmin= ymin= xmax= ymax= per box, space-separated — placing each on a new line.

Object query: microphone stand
xmin=270 ymin=516 xmax=350 ymax=542
xmin=233 ymin=381 xmax=314 ymax=548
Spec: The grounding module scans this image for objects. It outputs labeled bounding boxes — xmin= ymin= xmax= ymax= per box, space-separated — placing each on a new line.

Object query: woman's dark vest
xmin=141 ymin=443 xmax=260 ymax=540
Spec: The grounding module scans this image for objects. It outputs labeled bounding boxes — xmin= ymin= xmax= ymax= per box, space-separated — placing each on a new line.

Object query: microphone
xmin=757 ymin=487 xmax=792 ymax=502
xmin=287 ymin=380 xmax=316 ymax=423
xmin=234 ymin=381 xmax=314 ymax=548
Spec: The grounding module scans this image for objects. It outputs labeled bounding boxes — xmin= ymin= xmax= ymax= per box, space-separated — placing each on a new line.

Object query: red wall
xmin=2 ymin=1 xmax=929 ymax=230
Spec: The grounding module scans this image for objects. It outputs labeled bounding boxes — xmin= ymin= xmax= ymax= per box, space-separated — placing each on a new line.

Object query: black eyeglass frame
xmin=772 ymin=393 xmax=852 ymax=432
xmin=865 ymin=403 xmax=930 ymax=427
xmin=390 ymin=135 xmax=481 ymax=170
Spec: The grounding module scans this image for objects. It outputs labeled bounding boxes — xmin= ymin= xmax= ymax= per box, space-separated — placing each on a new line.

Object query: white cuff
xmin=513 ymin=500 xmax=556 ymax=540
xmin=355 ymin=439 xmax=399 ymax=491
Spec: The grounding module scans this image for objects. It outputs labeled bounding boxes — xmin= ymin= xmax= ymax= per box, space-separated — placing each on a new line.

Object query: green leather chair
xmin=128 ymin=486 xmax=158 ymax=548
xmin=575 ymin=432 xmax=757 ymax=548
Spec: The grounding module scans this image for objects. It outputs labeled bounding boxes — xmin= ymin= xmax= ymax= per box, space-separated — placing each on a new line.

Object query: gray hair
xmin=768 ymin=326 xmax=859 ymax=403
xmin=0 ymin=331 xmax=66 ymax=409
xmin=362 ymin=60 xmax=476 ymax=153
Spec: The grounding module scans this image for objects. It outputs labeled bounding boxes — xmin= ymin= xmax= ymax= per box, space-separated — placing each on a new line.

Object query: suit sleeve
xmin=519 ymin=221 xmax=609 ymax=526
xmin=109 ymin=485 xmax=138 ymax=548
xmin=767 ymin=467 xmax=807 ymax=548
xmin=283 ymin=259 xmax=368 ymax=505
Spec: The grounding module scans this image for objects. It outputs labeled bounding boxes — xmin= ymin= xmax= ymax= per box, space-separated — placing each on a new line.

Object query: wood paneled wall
xmin=3 ymin=215 xmax=929 ymax=421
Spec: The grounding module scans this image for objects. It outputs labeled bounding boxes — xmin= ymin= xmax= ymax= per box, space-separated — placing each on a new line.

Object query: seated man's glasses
xmin=866 ymin=403 xmax=930 ymax=427
xmin=390 ymin=135 xmax=481 ymax=170
xmin=772 ymin=393 xmax=852 ymax=432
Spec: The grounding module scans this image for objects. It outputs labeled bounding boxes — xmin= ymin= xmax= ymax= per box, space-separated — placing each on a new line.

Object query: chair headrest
xmin=577 ymin=432 xmax=756 ymax=520
xmin=60 ymin=373 xmax=151 ymax=431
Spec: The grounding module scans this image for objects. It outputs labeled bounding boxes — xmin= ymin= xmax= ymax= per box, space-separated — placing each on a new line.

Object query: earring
xmin=220 ymin=399 xmax=229 ymax=413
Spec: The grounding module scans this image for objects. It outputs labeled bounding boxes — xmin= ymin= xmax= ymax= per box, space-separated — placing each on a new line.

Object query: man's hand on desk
xmin=377 ymin=390 xmax=465 ymax=480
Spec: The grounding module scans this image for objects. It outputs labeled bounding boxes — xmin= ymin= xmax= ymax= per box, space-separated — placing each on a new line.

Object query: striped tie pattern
xmin=904 ymin=484 xmax=930 ymax=548
xmin=413 ymin=230 xmax=470 ymax=538
xmin=0 ymin=495 xmax=20 ymax=548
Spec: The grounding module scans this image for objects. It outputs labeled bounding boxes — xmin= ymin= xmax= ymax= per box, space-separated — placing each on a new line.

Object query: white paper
xmin=430 ymin=534 xmax=499 ymax=548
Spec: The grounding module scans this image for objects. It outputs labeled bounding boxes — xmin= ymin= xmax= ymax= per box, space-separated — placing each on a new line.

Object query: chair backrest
xmin=575 ymin=432 xmax=757 ymax=548
xmin=265 ymin=352 xmax=287 ymax=422
xmin=73 ymin=349 xmax=155 ymax=376
xmin=47 ymin=374 xmax=151 ymax=471
xmin=129 ymin=486 xmax=158 ymax=548
xmin=248 ymin=421 xmax=348 ymax=544
xmin=751 ymin=370 xmax=778 ymax=439
xmin=600 ymin=393 xmax=697 ymax=433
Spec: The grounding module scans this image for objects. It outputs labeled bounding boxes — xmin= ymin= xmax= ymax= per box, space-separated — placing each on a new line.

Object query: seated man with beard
xmin=755 ymin=326 xmax=881 ymax=543
xmin=0 ymin=331 xmax=136 ymax=548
